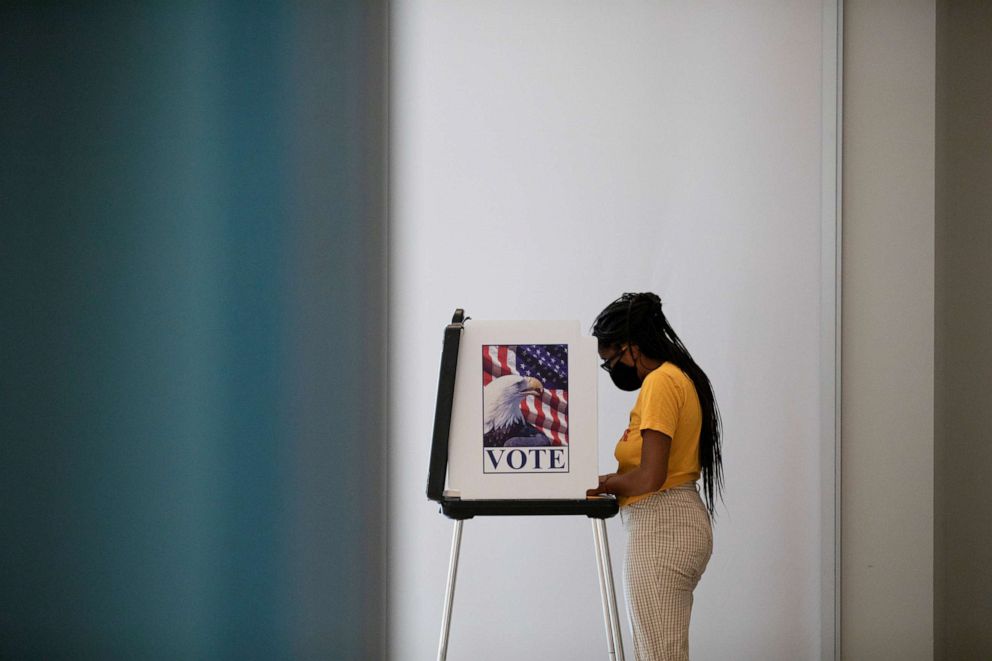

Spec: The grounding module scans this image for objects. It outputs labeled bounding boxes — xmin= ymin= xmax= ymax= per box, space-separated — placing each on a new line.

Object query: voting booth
xmin=428 ymin=310 xmax=625 ymax=661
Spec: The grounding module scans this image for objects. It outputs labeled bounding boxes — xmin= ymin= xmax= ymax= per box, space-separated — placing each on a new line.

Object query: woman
xmin=586 ymin=292 xmax=724 ymax=661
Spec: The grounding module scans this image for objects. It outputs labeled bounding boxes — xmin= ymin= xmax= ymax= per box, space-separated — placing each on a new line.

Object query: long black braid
xmin=591 ymin=292 xmax=725 ymax=520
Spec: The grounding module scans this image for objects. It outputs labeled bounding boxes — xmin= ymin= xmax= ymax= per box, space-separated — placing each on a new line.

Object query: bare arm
xmin=587 ymin=429 xmax=671 ymax=497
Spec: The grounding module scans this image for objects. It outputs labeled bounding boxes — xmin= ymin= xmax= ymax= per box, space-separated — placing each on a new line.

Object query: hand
xmin=586 ymin=472 xmax=618 ymax=497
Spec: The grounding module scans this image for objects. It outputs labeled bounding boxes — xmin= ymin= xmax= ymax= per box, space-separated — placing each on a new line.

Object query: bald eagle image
xmin=483 ymin=374 xmax=551 ymax=448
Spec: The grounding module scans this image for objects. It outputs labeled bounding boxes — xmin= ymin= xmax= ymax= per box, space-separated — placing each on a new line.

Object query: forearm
xmin=591 ymin=430 xmax=671 ymax=498
xmin=605 ymin=467 xmax=666 ymax=497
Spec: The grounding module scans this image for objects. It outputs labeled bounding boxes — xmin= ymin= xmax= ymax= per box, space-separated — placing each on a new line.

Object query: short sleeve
xmin=637 ymin=370 xmax=684 ymax=438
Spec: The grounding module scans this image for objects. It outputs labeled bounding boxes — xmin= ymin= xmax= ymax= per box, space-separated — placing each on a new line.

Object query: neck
xmin=635 ymin=355 xmax=664 ymax=380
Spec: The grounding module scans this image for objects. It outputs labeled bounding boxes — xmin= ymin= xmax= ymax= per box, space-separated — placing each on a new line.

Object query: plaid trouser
xmin=620 ymin=482 xmax=714 ymax=661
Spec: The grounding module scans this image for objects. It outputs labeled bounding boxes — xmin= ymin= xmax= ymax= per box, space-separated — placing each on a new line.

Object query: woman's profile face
xmin=598 ymin=344 xmax=631 ymax=372
xmin=599 ymin=343 xmax=646 ymax=372
xmin=599 ymin=342 xmax=658 ymax=382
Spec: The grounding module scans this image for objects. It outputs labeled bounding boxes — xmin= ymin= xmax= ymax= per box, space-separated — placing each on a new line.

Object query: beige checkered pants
xmin=620 ymin=482 xmax=713 ymax=661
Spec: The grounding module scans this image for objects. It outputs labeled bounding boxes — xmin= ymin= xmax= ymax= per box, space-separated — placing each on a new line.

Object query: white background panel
xmin=390 ymin=1 xmax=826 ymax=658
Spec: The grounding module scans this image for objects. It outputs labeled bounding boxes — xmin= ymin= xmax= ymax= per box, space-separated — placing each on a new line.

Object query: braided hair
xmin=591 ymin=292 xmax=725 ymax=520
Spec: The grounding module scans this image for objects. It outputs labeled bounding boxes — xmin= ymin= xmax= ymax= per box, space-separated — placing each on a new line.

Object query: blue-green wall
xmin=1 ymin=3 xmax=387 ymax=658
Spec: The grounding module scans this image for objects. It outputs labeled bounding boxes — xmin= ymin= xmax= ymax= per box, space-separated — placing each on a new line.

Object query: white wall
xmin=841 ymin=2 xmax=935 ymax=658
xmin=390 ymin=2 xmax=830 ymax=659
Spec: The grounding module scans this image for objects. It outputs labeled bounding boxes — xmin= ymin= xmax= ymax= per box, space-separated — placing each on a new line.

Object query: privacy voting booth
xmin=428 ymin=310 xmax=626 ymax=661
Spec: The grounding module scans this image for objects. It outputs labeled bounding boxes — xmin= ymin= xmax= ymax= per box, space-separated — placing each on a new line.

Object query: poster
xmin=482 ymin=344 xmax=569 ymax=473
xmin=447 ymin=320 xmax=598 ymax=500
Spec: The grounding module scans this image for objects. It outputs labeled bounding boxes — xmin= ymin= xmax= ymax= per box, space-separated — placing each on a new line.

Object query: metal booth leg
xmin=437 ymin=519 xmax=464 ymax=661
xmin=592 ymin=518 xmax=626 ymax=661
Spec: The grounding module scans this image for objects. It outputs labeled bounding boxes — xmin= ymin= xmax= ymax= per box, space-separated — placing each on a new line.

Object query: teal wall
xmin=1 ymin=3 xmax=387 ymax=658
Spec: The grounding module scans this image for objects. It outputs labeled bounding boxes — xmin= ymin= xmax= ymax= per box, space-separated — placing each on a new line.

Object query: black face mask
xmin=609 ymin=360 xmax=642 ymax=391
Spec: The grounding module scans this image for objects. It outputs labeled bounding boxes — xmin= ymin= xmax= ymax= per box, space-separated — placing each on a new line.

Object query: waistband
xmin=620 ymin=480 xmax=700 ymax=509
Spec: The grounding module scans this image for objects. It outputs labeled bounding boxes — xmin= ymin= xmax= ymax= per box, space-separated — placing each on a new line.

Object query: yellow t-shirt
xmin=614 ymin=361 xmax=702 ymax=507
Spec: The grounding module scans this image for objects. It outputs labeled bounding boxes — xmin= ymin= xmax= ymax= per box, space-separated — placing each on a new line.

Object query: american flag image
xmin=482 ymin=344 xmax=569 ymax=445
